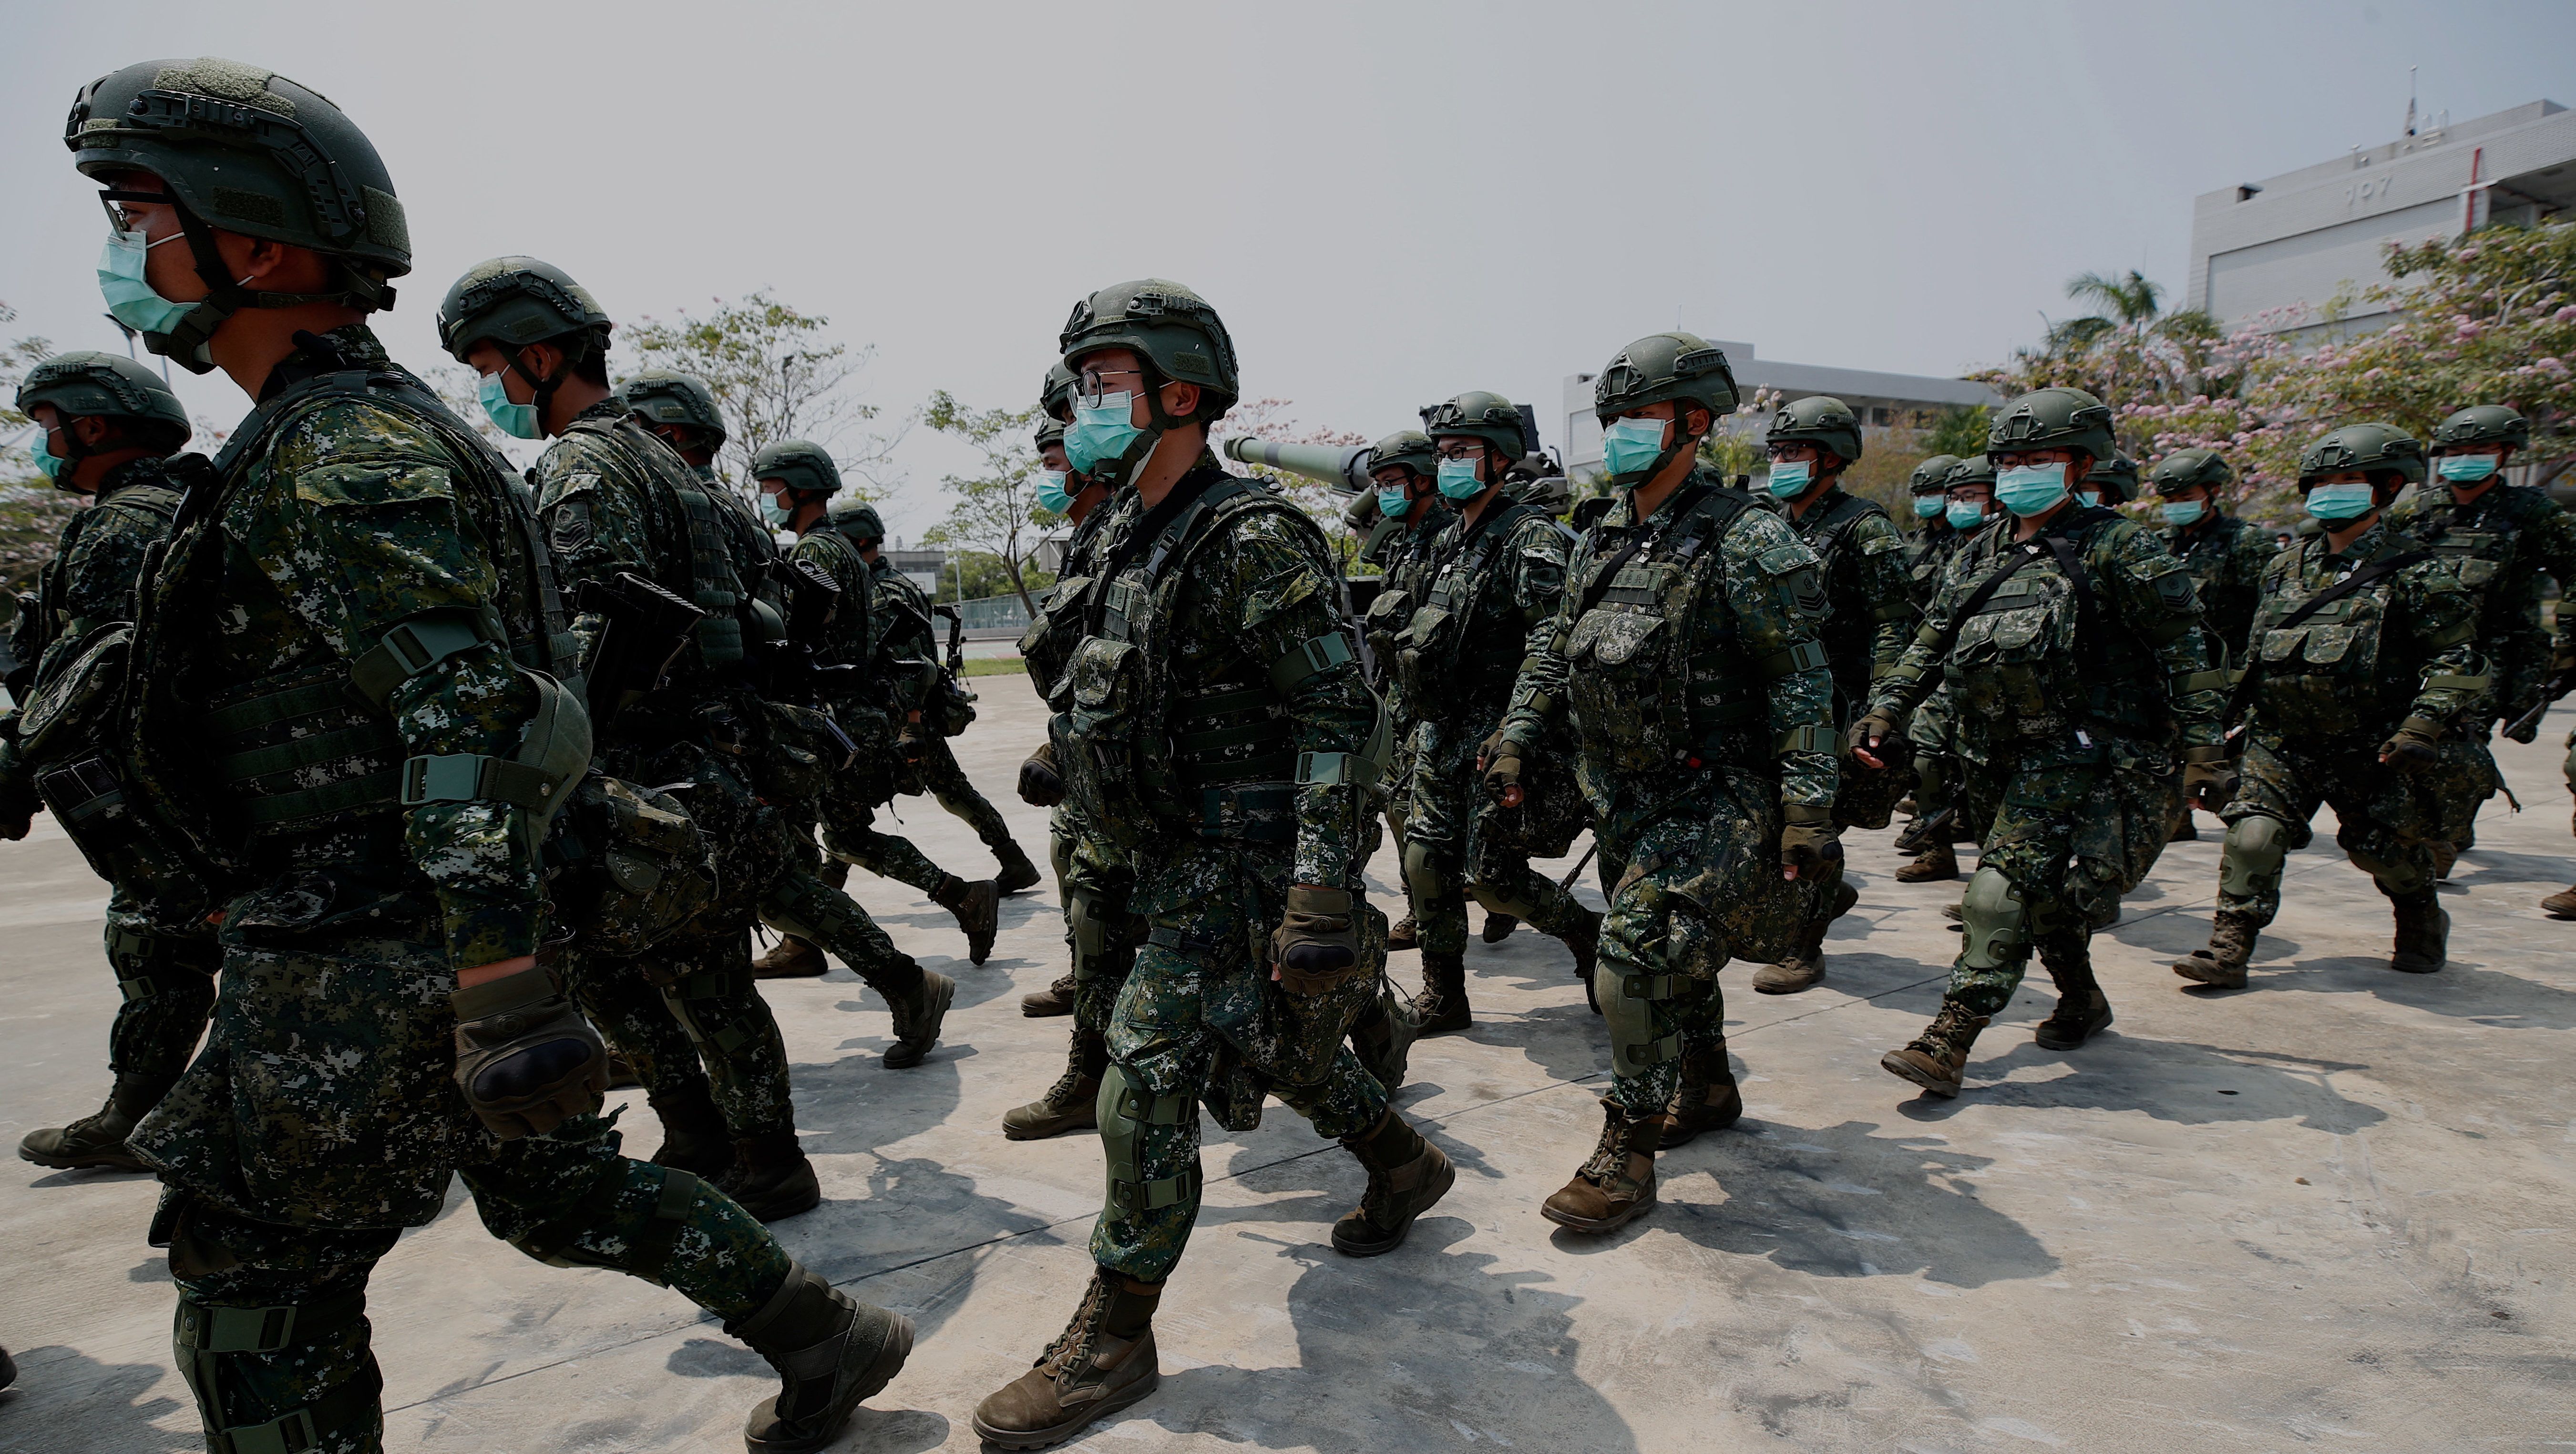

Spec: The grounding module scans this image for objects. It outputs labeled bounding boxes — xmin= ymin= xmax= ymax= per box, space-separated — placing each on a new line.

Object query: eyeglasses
xmin=1433 ymin=441 xmax=1484 ymax=461
xmin=1076 ymin=366 xmax=1144 ymax=408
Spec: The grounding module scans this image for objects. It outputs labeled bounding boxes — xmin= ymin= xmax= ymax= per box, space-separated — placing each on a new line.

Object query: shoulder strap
xmin=2222 ymin=546 xmax=2432 ymax=721
xmin=1571 ymin=484 xmax=1722 ymax=617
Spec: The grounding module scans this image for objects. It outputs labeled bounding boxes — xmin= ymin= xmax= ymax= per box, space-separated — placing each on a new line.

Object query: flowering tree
xmin=1214 ymin=397 xmax=1370 ymax=567
xmin=624 ymin=290 xmax=899 ymax=497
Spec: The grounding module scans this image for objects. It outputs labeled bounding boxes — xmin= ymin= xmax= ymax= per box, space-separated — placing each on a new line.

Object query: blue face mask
xmin=1600 ymin=416 xmax=1670 ymax=481
xmin=1995 ymin=462 xmax=2070 ymax=517
xmin=1065 ymin=393 xmax=1144 ymax=475
xmin=96 ymin=228 xmax=197 ymax=336
xmin=29 ymin=427 xmax=66 ymax=482
xmin=2304 ymin=481 xmax=2378 ymax=521
xmin=2160 ymin=499 xmax=2206 ymax=526
xmin=1912 ymin=493 xmax=1946 ymax=520
xmin=1035 ymin=471 xmax=1075 ymax=515
xmin=2437 ymin=453 xmax=2500 ymax=483
xmin=1945 ymin=499 xmax=1987 ymax=530
xmin=1436 ymin=457 xmax=1487 ymax=502
xmin=1376 ymin=483 xmax=1413 ymax=519
xmin=1767 ymin=460 xmax=1814 ymax=500
xmin=478 ymin=369 xmax=543 ymax=440
xmin=761 ymin=499 xmax=794 ymax=528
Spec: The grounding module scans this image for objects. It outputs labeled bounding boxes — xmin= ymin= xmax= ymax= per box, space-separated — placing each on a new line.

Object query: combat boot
xmin=1754 ymin=878 xmax=1856 ymax=994
xmin=2389 ymin=890 xmax=2449 ymax=974
xmin=1004 ymin=1028 xmax=1105 ymax=1141
xmin=1411 ymin=950 xmax=1471 ymax=1035
xmin=605 ymin=1049 xmax=646 ymax=1090
xmin=2173 ymin=911 xmax=2261 ymax=990
xmin=1021 ymin=971 xmax=1078 ymax=1017
xmin=1652 ymin=1045 xmax=1743 ymax=1149
xmin=1385 ymin=915 xmax=1420 ymax=952
xmin=883 ymin=968 xmax=955 ymax=1069
xmin=1480 ymin=911 xmax=1519 ymax=944
xmin=1346 ymin=986 xmax=1419 ymax=1095
xmin=1879 ymin=998 xmax=1989 ymax=1098
xmin=735 ymin=1260 xmax=913 ymax=1454
xmin=752 ymin=934 xmax=827 ymax=980
xmin=932 ymin=874 xmax=1000 ymax=965
xmin=1540 ymin=1099 xmax=1662 ymax=1234
xmin=971 ymin=1268 xmax=1162 ymax=1450
xmin=17 ymin=1075 xmax=160 ymax=1172
xmin=2033 ymin=943 xmax=2113 ymax=1050
xmin=2543 ymin=884 xmax=2576 ymax=920
xmin=2429 ymin=840 xmax=2459 ymax=881
xmin=1895 ymin=843 xmax=1959 ymax=883
xmin=1331 ymin=1108 xmax=1455 ymax=1256
xmin=994 ymin=843 xmax=1043 ymax=896
xmin=724 ymin=1130 xmax=822 ymax=1222
xmin=646 ymin=1082 xmax=737 ymax=1180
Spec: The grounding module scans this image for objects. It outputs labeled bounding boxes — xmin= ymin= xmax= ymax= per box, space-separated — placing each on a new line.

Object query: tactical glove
xmin=1847 ymin=707 xmax=1901 ymax=765
xmin=2378 ymin=717 xmax=2442 ymax=773
xmin=451 ymin=963 xmax=609 ymax=1139
xmin=896 ymin=727 xmax=931 ymax=768
xmin=1478 ymin=731 xmax=1525 ymax=807
xmin=1778 ymin=802 xmax=1843 ymax=878
xmin=1270 ymin=885 xmax=1362 ymax=994
xmin=1017 ymin=740 xmax=1064 ymax=807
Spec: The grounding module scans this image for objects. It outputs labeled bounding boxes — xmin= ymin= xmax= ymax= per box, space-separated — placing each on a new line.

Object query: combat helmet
xmin=2431 ymin=403 xmax=2530 ymax=454
xmin=1040 ymin=362 xmax=1078 ymax=424
xmin=2148 ymin=447 xmax=2232 ymax=496
xmin=2083 ymin=452 xmax=2140 ymax=505
xmin=619 ymin=370 xmax=727 ymax=448
xmin=1421 ymin=393 xmax=1525 ymax=461
xmin=66 ymin=57 xmax=410 ymax=369
xmin=828 ymin=498 xmax=886 ymax=546
xmin=1059 ymin=279 xmax=1238 ymax=412
xmin=1988 ymin=387 xmax=2116 ymax=465
xmin=1035 ymin=418 xmax=1067 ymax=453
xmin=1945 ymin=454 xmax=1997 ymax=490
xmin=438 ymin=256 xmax=612 ymax=364
xmin=1769 ymin=395 xmax=1864 ymax=466
xmin=1368 ymin=429 xmax=1438 ymax=481
xmin=1593 ymin=332 xmax=1740 ymax=422
xmin=751 ymin=440 xmax=840 ymax=499
xmin=15 ymin=351 xmax=191 ymax=486
xmin=1909 ymin=454 xmax=1961 ymax=495
xmin=2298 ymin=423 xmax=2426 ymax=487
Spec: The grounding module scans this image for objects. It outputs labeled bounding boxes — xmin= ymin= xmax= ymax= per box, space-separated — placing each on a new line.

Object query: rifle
xmin=576 ymin=572 xmax=705 ymax=730
xmin=2504 ymin=672 xmax=2572 ymax=741
xmin=1893 ymin=804 xmax=1957 ymax=854
xmin=1557 ymin=839 xmax=1598 ymax=891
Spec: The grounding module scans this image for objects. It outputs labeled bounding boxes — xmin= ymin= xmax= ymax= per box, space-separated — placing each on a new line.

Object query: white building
xmin=1560 ymin=341 xmax=1999 ymax=477
xmin=2187 ymin=99 xmax=2575 ymax=337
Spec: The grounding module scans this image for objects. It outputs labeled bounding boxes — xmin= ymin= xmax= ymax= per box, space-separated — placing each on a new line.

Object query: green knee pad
xmin=1597 ymin=959 xmax=1683 ymax=1078
xmin=2347 ymin=839 xmax=2429 ymax=896
xmin=2219 ymin=814 xmax=2291 ymax=902
xmin=665 ymin=971 xmax=760 ymax=1060
xmin=509 ymin=1161 xmax=705 ymax=1285
xmin=1401 ymin=839 xmax=1453 ymax=906
xmin=174 ymin=1287 xmax=379 ymax=1454
xmin=759 ymin=874 xmax=865 ymax=946
xmin=1915 ymin=753 xmax=1950 ymax=801
xmin=1096 ymin=1063 xmax=1198 ymax=1217
xmin=105 ymin=923 xmax=216 ymax=1003
xmin=1050 ymin=831 xmax=1076 ymax=909
xmin=1067 ymin=888 xmax=1111 ymax=977
xmin=1958 ymin=866 xmax=2030 ymax=973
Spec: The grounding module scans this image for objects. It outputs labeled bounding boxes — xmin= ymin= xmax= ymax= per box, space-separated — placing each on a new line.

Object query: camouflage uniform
xmin=2156 ymin=508 xmax=2276 ymax=666
xmin=1358 ymin=498 xmax=1451 ymax=878
xmin=866 ymin=554 xmax=1036 ymax=883
xmin=1 ymin=455 xmax=218 ymax=1164
xmin=1780 ymin=484 xmax=1918 ymax=813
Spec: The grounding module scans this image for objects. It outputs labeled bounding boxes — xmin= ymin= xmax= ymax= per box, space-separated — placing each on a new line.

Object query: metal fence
xmin=946 ymin=593 xmax=1033 ymax=635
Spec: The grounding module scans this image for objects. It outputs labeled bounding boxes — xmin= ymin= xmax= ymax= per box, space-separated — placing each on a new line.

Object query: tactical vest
xmin=2245 ymin=541 xmax=2464 ymax=737
xmin=1395 ymin=501 xmax=1562 ymax=713
xmin=20 ymin=474 xmax=181 ymax=665
xmin=1021 ymin=507 xmax=1112 ymax=708
xmin=582 ymin=421 xmax=750 ymax=674
xmin=1939 ymin=515 xmax=2185 ymax=748
xmin=1057 ymin=473 xmax=1382 ymax=849
xmin=1359 ymin=516 xmax=1442 ymax=694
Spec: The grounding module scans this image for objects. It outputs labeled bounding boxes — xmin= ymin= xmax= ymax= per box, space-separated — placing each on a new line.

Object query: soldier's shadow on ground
xmin=1140 ymin=1219 xmax=1645 ymax=1454
xmin=0 ymin=1344 xmax=193 ymax=1452
xmin=1899 ymin=1014 xmax=2389 ymax=1134
xmin=2260 ymin=951 xmax=2576 ymax=1030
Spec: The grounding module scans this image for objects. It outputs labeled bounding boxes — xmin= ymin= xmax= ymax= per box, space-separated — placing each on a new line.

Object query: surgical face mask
xmin=96 ymin=227 xmax=196 ymax=336
xmin=2438 ymin=453 xmax=2501 ymax=484
xmin=761 ymin=498 xmax=794 ymax=528
xmin=1035 ymin=470 xmax=1075 ymax=514
xmin=2160 ymin=499 xmax=2207 ymax=526
xmin=1065 ymin=392 xmax=1143 ymax=475
xmin=477 ymin=369 xmax=543 ymax=440
xmin=1767 ymin=459 xmax=1814 ymax=500
xmin=2303 ymin=481 xmax=2378 ymax=521
xmin=1600 ymin=416 xmax=1670 ymax=480
xmin=1994 ymin=462 xmax=2070 ymax=517
xmin=29 ymin=427 xmax=66 ymax=483
xmin=2077 ymin=490 xmax=2102 ymax=507
xmin=1945 ymin=499 xmax=1988 ymax=530
xmin=1435 ymin=457 xmax=1486 ymax=502
xmin=1912 ymin=493 xmax=1946 ymax=521
xmin=1376 ymin=482 xmax=1413 ymax=519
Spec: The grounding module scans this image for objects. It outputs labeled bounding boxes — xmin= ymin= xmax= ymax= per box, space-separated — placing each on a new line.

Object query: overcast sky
xmin=6 ymin=0 xmax=2572 ymax=541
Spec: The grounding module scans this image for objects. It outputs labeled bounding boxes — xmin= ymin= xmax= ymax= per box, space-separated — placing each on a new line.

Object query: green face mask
xmin=29 ymin=426 xmax=67 ymax=482
xmin=478 ymin=369 xmax=542 ymax=440
xmin=1912 ymin=493 xmax=1945 ymax=520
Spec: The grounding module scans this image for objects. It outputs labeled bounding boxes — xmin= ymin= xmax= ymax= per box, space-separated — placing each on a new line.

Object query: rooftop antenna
xmin=2405 ymin=65 xmax=2418 ymax=137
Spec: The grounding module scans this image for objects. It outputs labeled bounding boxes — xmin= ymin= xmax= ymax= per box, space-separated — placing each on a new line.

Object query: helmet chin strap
xmin=138 ymin=196 xmax=379 ymax=374
xmin=507 ymin=338 xmax=588 ymax=434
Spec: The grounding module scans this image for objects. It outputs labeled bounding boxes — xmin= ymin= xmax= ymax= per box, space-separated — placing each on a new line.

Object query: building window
xmin=1871 ymin=407 xmax=1894 ymax=427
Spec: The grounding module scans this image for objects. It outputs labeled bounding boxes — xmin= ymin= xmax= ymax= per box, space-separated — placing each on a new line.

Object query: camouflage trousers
xmin=2217 ymin=730 xmax=2443 ymax=926
xmin=1405 ymin=728 xmax=1593 ymax=956
xmin=2422 ymin=732 xmax=2501 ymax=849
xmin=1051 ymin=819 xmax=1141 ymax=1033
xmin=1092 ymin=847 xmax=1387 ymax=1284
xmin=906 ymin=733 xmax=1023 ymax=865
xmin=1944 ymin=737 xmax=2181 ymax=1018
xmin=817 ymin=785 xmax=952 ymax=897
xmin=101 ymin=896 xmax=219 ymax=1096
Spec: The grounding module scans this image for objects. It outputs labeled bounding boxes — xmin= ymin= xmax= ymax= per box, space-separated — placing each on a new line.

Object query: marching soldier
xmin=1892 ymin=453 xmax=1987 ymax=884
xmin=2149 ymin=446 xmax=2275 ymax=842
xmin=1358 ymin=429 xmax=1452 ymax=954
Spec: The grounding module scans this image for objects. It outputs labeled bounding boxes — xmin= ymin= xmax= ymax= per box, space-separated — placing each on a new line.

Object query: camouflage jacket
xmin=1024 ymin=497 xmax=1120 ymax=710
xmin=2156 ymin=510 xmax=2276 ymax=663
xmin=2388 ymin=481 xmax=2576 ymax=726
xmin=867 ymin=555 xmax=941 ymax=714
xmin=1778 ymin=485 xmax=1916 ymax=720
xmin=1359 ymin=502 xmax=1449 ymax=727
xmin=123 ymin=326 xmax=574 ymax=967
xmin=1394 ymin=499 xmax=1570 ymax=737
xmin=2241 ymin=517 xmax=2484 ymax=741
xmin=789 ymin=526 xmax=876 ymax=684
xmin=1500 ymin=465 xmax=1838 ymax=820
xmin=1902 ymin=518 xmax=1967 ymax=610
xmin=7 ymin=457 xmax=181 ymax=697
xmin=1871 ymin=505 xmax=2224 ymax=765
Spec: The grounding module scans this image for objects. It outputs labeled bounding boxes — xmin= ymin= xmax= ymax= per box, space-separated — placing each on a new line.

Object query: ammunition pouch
xmin=545 ymin=774 xmax=715 ymax=957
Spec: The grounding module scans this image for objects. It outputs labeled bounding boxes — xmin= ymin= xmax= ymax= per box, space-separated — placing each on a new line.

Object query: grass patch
xmin=959 ymin=656 xmax=1026 ymax=678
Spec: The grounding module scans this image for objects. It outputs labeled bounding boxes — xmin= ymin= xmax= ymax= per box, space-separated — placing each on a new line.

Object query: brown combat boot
xmin=645 ymin=1081 xmax=737 ymax=1180
xmin=2032 ymin=944 xmax=2113 ymax=1050
xmin=17 ymin=1076 xmax=158 ymax=1172
xmin=735 ymin=1260 xmax=913 ymax=1454
xmin=2543 ymin=885 xmax=2576 ymax=920
xmin=883 ymin=968 xmax=955 ymax=1069
xmin=723 ymin=1130 xmax=822 ymax=1222
xmin=2428 ymin=841 xmax=2459 ymax=881
xmin=2389 ymin=890 xmax=2449 ymax=973
xmin=1346 ymin=986 xmax=1419 ymax=1095
xmin=1480 ymin=911 xmax=1519 ymax=944
xmin=1005 ymin=1028 xmax=1105 ymax=1141
xmin=971 ymin=1269 xmax=1162 ymax=1450
xmin=932 ymin=874 xmax=1000 ymax=965
xmin=2174 ymin=911 xmax=2261 ymax=990
xmin=1021 ymin=971 xmax=1078 ymax=1017
xmin=1880 ymin=999 xmax=1989 ymax=1098
xmin=1895 ymin=843 xmax=1959 ymax=882
xmin=1385 ymin=916 xmax=1420 ymax=952
xmin=753 ymin=934 xmax=828 ymax=980
xmin=1653 ymin=1045 xmax=1743 ymax=1149
xmin=1541 ymin=1100 xmax=1663 ymax=1234
xmin=994 ymin=843 xmax=1043 ymax=896
xmin=1411 ymin=950 xmax=1471 ymax=1034
xmin=1754 ymin=878 xmax=1856 ymax=994
xmin=604 ymin=1049 xmax=646 ymax=1089
xmin=1331 ymin=1109 xmax=1456 ymax=1256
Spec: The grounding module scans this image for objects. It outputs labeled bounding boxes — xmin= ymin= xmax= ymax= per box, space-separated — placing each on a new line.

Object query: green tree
xmin=921 ymin=389 xmax=1047 ymax=615
xmin=1923 ymin=404 xmax=1991 ymax=459
xmin=623 ymin=289 xmax=898 ymax=497
xmin=0 ymin=302 xmax=70 ymax=593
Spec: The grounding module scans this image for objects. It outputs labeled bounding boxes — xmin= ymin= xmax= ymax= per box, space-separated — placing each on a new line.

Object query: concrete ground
xmin=3 ymin=673 xmax=2573 ymax=1453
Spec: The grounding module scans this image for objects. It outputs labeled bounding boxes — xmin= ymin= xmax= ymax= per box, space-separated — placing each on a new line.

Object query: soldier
xmin=971 ymin=281 xmax=1450 ymax=1448
xmin=1487 ymin=332 xmax=1838 ymax=1233
xmin=750 ymin=441 xmax=1004 ymax=965
xmin=2393 ymin=405 xmax=2576 ymax=881
xmin=2078 ymin=451 xmax=2138 ymax=509
xmin=2150 ymin=447 xmax=2276 ymax=843
xmin=1356 ymin=429 xmax=1451 ymax=954
xmin=2173 ymin=424 xmax=2484 ymax=985
xmin=440 ymin=257 xmax=951 ymax=1217
xmin=70 ymin=58 xmax=903 ymax=1452
xmin=1854 ymin=388 xmax=2226 ymax=1095
xmin=1390 ymin=392 xmax=1600 ymax=1033
xmin=1891 ymin=453 xmax=1983 ymax=884
xmin=1902 ymin=453 xmax=1963 ymax=583
xmin=1750 ymin=396 xmax=1914 ymax=991
xmin=4 ymin=353 xmax=218 ymax=1172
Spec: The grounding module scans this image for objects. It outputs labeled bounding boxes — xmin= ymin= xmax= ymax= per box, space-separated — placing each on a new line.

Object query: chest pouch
xmin=1946 ymin=571 xmax=2084 ymax=729
xmin=2252 ymin=588 xmax=2389 ymax=733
